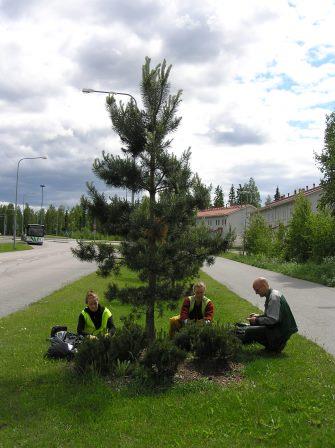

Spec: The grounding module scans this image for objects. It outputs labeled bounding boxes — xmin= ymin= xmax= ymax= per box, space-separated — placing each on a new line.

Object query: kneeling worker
xmin=236 ymin=277 xmax=298 ymax=352
xmin=77 ymin=290 xmax=116 ymax=337
xmin=169 ymin=281 xmax=214 ymax=338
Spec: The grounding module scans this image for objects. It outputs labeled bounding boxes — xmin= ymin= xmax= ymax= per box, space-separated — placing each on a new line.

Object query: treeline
xmin=0 ymin=199 xmax=94 ymax=236
xmin=245 ymin=193 xmax=335 ymax=262
xmin=211 ymin=177 xmax=262 ymax=209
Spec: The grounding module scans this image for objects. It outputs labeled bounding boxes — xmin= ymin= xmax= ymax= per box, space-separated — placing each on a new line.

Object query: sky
xmin=1 ymin=0 xmax=335 ymax=208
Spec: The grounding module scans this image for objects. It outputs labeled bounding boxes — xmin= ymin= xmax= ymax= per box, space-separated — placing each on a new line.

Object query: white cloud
xmin=0 ymin=0 xmax=334 ymax=206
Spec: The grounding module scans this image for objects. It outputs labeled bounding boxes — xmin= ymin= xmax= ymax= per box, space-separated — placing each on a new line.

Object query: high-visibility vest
xmin=81 ymin=307 xmax=112 ymax=336
xmin=188 ymin=295 xmax=211 ymax=316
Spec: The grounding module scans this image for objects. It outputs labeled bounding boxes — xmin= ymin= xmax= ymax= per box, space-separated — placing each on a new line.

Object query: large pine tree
xmin=73 ymin=58 xmax=225 ymax=340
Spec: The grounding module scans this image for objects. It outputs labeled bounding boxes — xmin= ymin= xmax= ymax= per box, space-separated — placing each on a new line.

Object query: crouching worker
xmin=236 ymin=277 xmax=298 ymax=353
xmin=77 ymin=290 xmax=116 ymax=337
xmin=169 ymin=281 xmax=214 ymax=338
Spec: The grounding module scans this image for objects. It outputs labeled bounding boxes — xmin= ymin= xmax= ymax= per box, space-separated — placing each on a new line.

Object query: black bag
xmin=45 ymin=330 xmax=83 ymax=360
xmin=50 ymin=325 xmax=68 ymax=337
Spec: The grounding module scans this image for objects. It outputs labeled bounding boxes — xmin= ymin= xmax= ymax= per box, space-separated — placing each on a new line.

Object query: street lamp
xmin=82 ymin=88 xmax=137 ymax=107
xmin=40 ymin=184 xmax=46 ymax=224
xmin=13 ymin=156 xmax=47 ymax=249
xmin=82 ymin=87 xmax=138 ymax=204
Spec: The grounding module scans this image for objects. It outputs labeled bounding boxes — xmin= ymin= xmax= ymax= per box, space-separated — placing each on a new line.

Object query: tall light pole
xmin=82 ymin=87 xmax=138 ymax=204
xmin=13 ymin=156 xmax=47 ymax=249
xmin=40 ymin=184 xmax=46 ymax=224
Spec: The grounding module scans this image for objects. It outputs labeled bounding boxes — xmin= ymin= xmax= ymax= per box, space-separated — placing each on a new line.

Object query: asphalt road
xmin=0 ymin=240 xmax=97 ymax=318
xmin=202 ymin=257 xmax=335 ymax=357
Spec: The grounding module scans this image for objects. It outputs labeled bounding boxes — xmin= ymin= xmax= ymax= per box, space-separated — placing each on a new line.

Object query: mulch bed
xmin=175 ymin=358 xmax=244 ymax=386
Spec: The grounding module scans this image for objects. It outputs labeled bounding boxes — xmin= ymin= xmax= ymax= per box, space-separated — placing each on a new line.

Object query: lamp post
xmin=82 ymin=88 xmax=137 ymax=107
xmin=82 ymin=87 xmax=138 ymax=204
xmin=40 ymin=184 xmax=46 ymax=224
xmin=13 ymin=156 xmax=47 ymax=249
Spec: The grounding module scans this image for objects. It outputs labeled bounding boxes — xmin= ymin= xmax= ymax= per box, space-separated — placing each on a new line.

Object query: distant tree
xmin=285 ymin=193 xmax=313 ymax=262
xmin=228 ymin=184 xmax=236 ymax=206
xmin=244 ymin=213 xmax=272 ymax=256
xmin=45 ymin=205 xmax=57 ymax=234
xmin=310 ymin=210 xmax=335 ymax=260
xmin=57 ymin=206 xmax=65 ymax=234
xmin=72 ymin=57 xmax=225 ymax=340
xmin=236 ymin=184 xmax=243 ymax=205
xmin=6 ymin=204 xmax=15 ymax=234
xmin=64 ymin=210 xmax=69 ymax=233
xmin=23 ymin=204 xmax=36 ymax=229
xmin=271 ymin=222 xmax=287 ymax=259
xmin=194 ymin=175 xmax=212 ymax=209
xmin=236 ymin=178 xmax=260 ymax=208
xmin=265 ymin=194 xmax=272 ymax=206
xmin=245 ymin=178 xmax=261 ymax=208
xmin=213 ymin=185 xmax=224 ymax=207
xmin=315 ymin=111 xmax=335 ymax=214
xmin=274 ymin=186 xmax=281 ymax=201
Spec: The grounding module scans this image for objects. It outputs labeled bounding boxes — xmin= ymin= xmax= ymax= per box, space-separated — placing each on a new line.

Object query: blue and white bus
xmin=24 ymin=224 xmax=45 ymax=245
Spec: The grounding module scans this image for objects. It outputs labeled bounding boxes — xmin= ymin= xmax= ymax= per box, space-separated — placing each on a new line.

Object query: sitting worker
xmin=236 ymin=277 xmax=298 ymax=352
xmin=169 ymin=281 xmax=214 ymax=338
xmin=77 ymin=290 xmax=116 ymax=337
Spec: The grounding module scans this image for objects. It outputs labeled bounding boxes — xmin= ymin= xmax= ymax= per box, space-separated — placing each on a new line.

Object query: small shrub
xmin=173 ymin=324 xmax=200 ymax=352
xmin=110 ymin=320 xmax=147 ymax=362
xmin=113 ymin=359 xmax=131 ymax=378
xmin=74 ymin=335 xmax=114 ymax=376
xmin=73 ymin=320 xmax=147 ymax=376
xmin=140 ymin=339 xmax=187 ymax=383
xmin=192 ymin=324 xmax=241 ymax=363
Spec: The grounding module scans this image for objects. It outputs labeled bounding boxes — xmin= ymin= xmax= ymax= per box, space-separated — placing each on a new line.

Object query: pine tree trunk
xmin=145 ymin=296 xmax=155 ymax=342
xmin=146 ymin=156 xmax=157 ymax=342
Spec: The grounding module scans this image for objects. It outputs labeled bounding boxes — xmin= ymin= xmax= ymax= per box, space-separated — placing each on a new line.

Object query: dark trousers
xmin=236 ymin=324 xmax=286 ymax=352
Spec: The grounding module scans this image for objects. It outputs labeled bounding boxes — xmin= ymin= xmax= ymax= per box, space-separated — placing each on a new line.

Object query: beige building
xmin=196 ymin=184 xmax=323 ymax=245
xmin=258 ymin=184 xmax=323 ymax=228
xmin=196 ymin=205 xmax=256 ymax=246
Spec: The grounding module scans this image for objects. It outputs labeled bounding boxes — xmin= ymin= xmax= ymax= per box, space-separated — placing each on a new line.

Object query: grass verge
xmin=0 ymin=242 xmax=32 ymax=253
xmin=222 ymin=252 xmax=335 ymax=287
xmin=0 ymin=269 xmax=334 ymax=447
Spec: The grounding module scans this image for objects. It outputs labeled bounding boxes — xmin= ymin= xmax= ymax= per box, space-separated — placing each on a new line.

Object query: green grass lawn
xmin=0 ymin=242 xmax=32 ymax=253
xmin=0 ymin=269 xmax=334 ymax=447
xmin=222 ymin=252 xmax=335 ymax=287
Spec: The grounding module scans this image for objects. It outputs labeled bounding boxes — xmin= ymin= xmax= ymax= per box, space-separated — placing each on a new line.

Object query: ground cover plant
xmin=0 ymin=269 xmax=335 ymax=447
xmin=222 ymin=252 xmax=335 ymax=287
xmin=0 ymin=242 xmax=31 ymax=253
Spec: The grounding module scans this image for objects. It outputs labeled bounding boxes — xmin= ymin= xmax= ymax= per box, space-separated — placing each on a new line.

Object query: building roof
xmin=197 ymin=205 xmax=252 ymax=218
xmin=261 ymin=185 xmax=322 ymax=210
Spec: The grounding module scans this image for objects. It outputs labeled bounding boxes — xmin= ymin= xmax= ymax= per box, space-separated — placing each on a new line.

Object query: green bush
xmin=244 ymin=213 xmax=273 ymax=256
xmin=310 ymin=210 xmax=335 ymax=260
xmin=74 ymin=335 xmax=114 ymax=376
xmin=221 ymin=225 xmax=236 ymax=253
xmin=174 ymin=323 xmax=241 ymax=364
xmin=73 ymin=320 xmax=147 ymax=376
xmin=110 ymin=320 xmax=147 ymax=362
xmin=193 ymin=324 xmax=240 ymax=362
xmin=140 ymin=338 xmax=187 ymax=383
xmin=285 ymin=193 xmax=313 ymax=262
xmin=173 ymin=324 xmax=201 ymax=352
